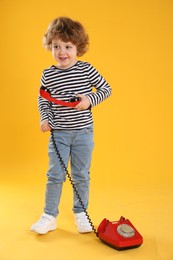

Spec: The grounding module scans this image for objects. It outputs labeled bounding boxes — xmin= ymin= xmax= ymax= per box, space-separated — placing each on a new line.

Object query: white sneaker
xmin=30 ymin=213 xmax=57 ymax=234
xmin=75 ymin=212 xmax=92 ymax=233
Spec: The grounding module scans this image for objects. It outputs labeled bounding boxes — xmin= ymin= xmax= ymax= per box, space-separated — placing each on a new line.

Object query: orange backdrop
xmin=0 ymin=0 xmax=173 ymax=187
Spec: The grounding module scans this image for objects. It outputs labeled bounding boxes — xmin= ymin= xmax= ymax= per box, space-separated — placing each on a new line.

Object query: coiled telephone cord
xmin=51 ymin=130 xmax=98 ymax=236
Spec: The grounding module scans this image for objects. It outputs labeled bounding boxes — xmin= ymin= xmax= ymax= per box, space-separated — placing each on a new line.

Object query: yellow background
xmin=0 ymin=0 xmax=173 ymax=259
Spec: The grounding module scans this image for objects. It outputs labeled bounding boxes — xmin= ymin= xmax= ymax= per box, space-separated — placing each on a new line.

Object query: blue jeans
xmin=44 ymin=125 xmax=94 ymax=217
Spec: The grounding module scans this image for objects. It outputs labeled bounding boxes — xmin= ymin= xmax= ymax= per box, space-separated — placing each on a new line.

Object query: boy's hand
xmin=40 ymin=120 xmax=51 ymax=132
xmin=75 ymin=94 xmax=91 ymax=110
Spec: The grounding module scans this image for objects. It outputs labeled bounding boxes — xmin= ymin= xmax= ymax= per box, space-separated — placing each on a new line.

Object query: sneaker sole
xmin=78 ymin=229 xmax=93 ymax=234
xmin=30 ymin=224 xmax=57 ymax=235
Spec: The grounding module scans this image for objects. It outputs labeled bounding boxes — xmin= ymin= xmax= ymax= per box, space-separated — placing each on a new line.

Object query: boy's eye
xmin=66 ymin=45 xmax=72 ymax=49
xmin=53 ymin=45 xmax=59 ymax=49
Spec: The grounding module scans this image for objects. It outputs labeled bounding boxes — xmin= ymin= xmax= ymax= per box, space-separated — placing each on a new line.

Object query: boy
xmin=31 ymin=17 xmax=112 ymax=235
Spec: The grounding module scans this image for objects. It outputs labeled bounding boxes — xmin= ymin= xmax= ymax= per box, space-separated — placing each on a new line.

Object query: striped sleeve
xmin=86 ymin=64 xmax=112 ymax=107
xmin=38 ymin=71 xmax=51 ymax=122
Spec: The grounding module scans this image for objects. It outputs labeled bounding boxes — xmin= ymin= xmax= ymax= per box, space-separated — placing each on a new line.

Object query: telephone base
xmin=99 ymin=238 xmax=142 ymax=251
xmin=97 ymin=216 xmax=143 ymax=250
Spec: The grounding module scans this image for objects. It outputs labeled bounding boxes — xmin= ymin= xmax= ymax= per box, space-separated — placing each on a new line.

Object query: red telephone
xmin=97 ymin=216 xmax=143 ymax=250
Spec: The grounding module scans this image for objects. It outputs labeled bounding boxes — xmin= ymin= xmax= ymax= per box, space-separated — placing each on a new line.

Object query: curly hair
xmin=43 ymin=17 xmax=89 ymax=57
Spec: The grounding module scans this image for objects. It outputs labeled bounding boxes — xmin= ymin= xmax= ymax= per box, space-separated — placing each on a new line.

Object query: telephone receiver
xmin=97 ymin=216 xmax=143 ymax=250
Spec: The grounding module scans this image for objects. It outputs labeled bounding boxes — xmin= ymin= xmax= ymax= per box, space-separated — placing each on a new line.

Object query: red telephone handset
xmin=97 ymin=216 xmax=143 ymax=250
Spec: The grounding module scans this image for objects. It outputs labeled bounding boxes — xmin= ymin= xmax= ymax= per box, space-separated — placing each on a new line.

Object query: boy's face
xmin=51 ymin=38 xmax=78 ymax=69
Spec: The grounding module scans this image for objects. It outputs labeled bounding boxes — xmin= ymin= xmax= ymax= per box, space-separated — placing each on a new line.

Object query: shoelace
xmin=38 ymin=215 xmax=51 ymax=224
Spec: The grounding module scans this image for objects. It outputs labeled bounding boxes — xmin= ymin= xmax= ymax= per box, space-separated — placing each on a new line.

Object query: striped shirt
xmin=38 ymin=61 xmax=112 ymax=130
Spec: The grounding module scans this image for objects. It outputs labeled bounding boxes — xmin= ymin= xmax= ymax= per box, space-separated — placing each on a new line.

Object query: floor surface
xmin=1 ymin=164 xmax=173 ymax=260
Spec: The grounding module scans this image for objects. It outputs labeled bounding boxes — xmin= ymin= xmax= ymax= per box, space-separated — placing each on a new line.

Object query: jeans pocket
xmin=85 ymin=124 xmax=93 ymax=134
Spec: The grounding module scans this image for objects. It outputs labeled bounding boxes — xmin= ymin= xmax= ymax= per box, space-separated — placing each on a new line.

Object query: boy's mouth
xmin=59 ymin=57 xmax=68 ymax=61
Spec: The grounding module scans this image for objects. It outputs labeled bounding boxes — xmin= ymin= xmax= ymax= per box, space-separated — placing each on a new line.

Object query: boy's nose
xmin=59 ymin=48 xmax=65 ymax=54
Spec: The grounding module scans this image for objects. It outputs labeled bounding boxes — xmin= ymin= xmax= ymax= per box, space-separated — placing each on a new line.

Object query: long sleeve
xmin=86 ymin=64 xmax=112 ymax=107
xmin=38 ymin=72 xmax=51 ymax=123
